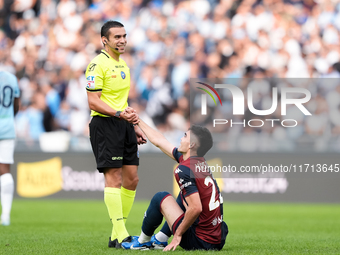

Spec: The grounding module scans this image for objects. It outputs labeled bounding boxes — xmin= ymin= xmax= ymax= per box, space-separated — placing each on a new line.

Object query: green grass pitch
xmin=1 ymin=200 xmax=340 ymax=254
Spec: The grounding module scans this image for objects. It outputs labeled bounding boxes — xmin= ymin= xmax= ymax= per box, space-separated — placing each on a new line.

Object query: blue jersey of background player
xmin=122 ymin=118 xmax=228 ymax=251
xmin=0 ymin=71 xmax=20 ymax=140
xmin=0 ymin=71 xmax=20 ymax=226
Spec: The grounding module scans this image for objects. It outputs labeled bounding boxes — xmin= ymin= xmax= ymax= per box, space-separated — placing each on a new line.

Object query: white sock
xmin=155 ymin=231 xmax=170 ymax=242
xmin=1 ymin=173 xmax=14 ymax=222
xmin=138 ymin=231 xmax=151 ymax=243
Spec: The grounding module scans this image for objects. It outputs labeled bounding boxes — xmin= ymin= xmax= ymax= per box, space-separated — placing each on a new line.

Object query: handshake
xmin=121 ymin=106 xmax=139 ymax=124
xmin=120 ymin=106 xmax=146 ymax=145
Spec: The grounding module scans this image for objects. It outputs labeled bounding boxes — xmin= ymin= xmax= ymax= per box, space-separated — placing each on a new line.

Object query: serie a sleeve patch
xmin=86 ymin=75 xmax=95 ymax=89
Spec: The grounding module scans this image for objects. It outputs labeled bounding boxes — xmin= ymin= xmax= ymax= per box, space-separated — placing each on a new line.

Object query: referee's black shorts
xmin=89 ymin=116 xmax=139 ymax=172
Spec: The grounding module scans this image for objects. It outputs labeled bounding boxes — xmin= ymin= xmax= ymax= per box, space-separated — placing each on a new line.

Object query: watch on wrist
xmin=115 ymin=111 xmax=122 ymax=119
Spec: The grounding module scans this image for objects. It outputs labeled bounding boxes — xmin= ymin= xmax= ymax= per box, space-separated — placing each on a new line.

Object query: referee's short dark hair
xmin=189 ymin=125 xmax=213 ymax=157
xmin=101 ymin=20 xmax=124 ymax=38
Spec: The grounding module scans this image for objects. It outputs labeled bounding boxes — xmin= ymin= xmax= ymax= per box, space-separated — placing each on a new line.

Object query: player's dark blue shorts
xmin=89 ymin=116 xmax=139 ymax=172
xmin=171 ymin=195 xmax=229 ymax=250
xmin=172 ymin=215 xmax=228 ymax=250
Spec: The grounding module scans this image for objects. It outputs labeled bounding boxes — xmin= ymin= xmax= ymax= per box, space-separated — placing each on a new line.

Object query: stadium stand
xmin=1 ymin=0 xmax=340 ymax=152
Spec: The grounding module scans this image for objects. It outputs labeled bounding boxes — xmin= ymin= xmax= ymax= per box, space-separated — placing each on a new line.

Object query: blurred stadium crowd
xmin=1 ymin=0 xmax=340 ymax=151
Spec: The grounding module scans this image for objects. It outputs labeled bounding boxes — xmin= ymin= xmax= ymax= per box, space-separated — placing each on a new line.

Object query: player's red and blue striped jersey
xmin=172 ymin=148 xmax=224 ymax=244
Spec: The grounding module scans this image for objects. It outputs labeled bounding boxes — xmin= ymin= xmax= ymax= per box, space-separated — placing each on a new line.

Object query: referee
xmin=85 ymin=20 xmax=146 ymax=248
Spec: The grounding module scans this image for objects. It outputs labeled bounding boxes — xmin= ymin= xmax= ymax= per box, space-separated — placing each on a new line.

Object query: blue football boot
xmin=151 ymin=235 xmax=168 ymax=250
xmin=121 ymin=236 xmax=152 ymax=250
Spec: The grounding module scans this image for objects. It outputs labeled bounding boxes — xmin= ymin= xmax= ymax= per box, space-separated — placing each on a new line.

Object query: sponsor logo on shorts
xmin=112 ymin=156 xmax=123 ymax=160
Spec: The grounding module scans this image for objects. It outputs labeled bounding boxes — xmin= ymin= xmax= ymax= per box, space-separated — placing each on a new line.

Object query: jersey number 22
xmin=204 ymin=175 xmax=223 ymax=211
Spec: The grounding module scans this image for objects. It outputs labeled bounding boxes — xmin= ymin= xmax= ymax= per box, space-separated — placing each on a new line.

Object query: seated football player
xmin=121 ymin=119 xmax=228 ymax=251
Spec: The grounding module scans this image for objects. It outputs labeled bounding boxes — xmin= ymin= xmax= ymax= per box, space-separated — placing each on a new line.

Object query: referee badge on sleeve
xmin=86 ymin=76 xmax=95 ymax=89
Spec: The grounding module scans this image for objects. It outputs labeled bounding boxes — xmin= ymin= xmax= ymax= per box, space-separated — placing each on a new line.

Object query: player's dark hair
xmin=189 ymin=125 xmax=213 ymax=157
xmin=101 ymin=20 xmax=124 ymax=38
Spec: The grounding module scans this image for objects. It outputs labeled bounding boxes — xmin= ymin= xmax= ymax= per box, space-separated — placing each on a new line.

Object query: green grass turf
xmin=0 ymin=200 xmax=340 ymax=254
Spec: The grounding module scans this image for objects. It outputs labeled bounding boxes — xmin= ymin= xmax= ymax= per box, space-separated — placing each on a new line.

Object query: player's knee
xmin=104 ymin=175 xmax=122 ymax=188
xmin=0 ymin=164 xmax=11 ymax=175
xmin=132 ymin=175 xmax=139 ymax=186
xmin=150 ymin=191 xmax=171 ymax=208
xmin=124 ymin=175 xmax=139 ymax=190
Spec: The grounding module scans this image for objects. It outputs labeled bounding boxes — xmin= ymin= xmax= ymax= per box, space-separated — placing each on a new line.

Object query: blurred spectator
xmin=41 ymin=82 xmax=61 ymax=117
xmin=55 ymin=100 xmax=71 ymax=131
xmin=25 ymin=92 xmax=46 ymax=140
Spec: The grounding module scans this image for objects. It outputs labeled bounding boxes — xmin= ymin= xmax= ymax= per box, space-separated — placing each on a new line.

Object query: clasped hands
xmin=121 ymin=106 xmax=139 ymax=124
xmin=121 ymin=106 xmax=146 ymax=145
